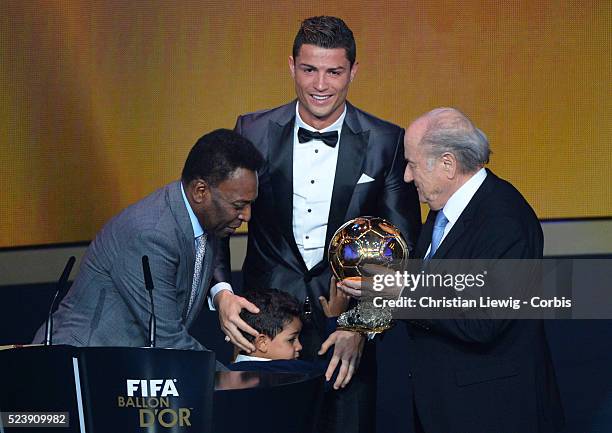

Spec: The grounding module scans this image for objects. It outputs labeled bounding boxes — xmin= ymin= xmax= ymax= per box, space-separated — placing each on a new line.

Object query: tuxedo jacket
xmin=231 ymin=100 xmax=421 ymax=334
xmin=407 ymin=170 xmax=564 ymax=433
xmin=33 ymin=181 xmax=224 ymax=350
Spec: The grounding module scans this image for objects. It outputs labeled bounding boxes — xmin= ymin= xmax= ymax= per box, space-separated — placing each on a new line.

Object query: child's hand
xmin=319 ymin=276 xmax=351 ymax=317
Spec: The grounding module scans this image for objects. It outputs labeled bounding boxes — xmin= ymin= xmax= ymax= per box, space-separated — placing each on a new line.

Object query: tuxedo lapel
xmin=432 ymin=217 xmax=467 ymax=259
xmin=324 ymin=104 xmax=368 ymax=253
xmin=268 ymin=114 xmax=308 ymax=271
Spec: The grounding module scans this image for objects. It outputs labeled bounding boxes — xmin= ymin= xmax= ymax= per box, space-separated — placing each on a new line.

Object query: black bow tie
xmin=297 ymin=127 xmax=339 ymax=147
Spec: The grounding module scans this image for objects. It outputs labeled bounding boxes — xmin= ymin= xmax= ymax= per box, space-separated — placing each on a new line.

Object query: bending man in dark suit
xmin=33 ymin=129 xmax=263 ymax=354
xmin=213 ymin=16 xmax=421 ymax=433
xmin=343 ymin=107 xmax=564 ymax=432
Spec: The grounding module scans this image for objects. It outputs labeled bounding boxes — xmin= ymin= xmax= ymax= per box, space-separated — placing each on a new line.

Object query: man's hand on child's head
xmin=318 ymin=330 xmax=365 ymax=390
xmin=215 ymin=291 xmax=260 ymax=353
xmin=319 ymin=276 xmax=351 ymax=317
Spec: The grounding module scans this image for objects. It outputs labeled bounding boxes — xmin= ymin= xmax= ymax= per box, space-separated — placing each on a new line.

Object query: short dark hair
xmin=239 ymin=289 xmax=301 ymax=343
xmin=181 ymin=129 xmax=264 ymax=187
xmin=292 ymin=16 xmax=356 ymax=67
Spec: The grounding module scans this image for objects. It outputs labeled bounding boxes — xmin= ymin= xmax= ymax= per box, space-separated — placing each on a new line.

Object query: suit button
xmin=304 ymin=275 xmax=312 ymax=283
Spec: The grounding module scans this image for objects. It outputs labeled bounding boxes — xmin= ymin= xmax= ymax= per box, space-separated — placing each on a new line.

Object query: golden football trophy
xmin=328 ymin=216 xmax=409 ymax=336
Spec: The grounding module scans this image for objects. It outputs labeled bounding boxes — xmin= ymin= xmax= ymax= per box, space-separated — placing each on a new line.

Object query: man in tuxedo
xmin=33 ymin=129 xmax=263 ymax=356
xmin=402 ymin=108 xmax=564 ymax=432
xmin=214 ymin=16 xmax=421 ymax=433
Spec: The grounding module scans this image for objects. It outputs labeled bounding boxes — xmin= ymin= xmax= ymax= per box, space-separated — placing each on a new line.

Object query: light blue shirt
xmin=180 ymin=182 xmax=232 ymax=309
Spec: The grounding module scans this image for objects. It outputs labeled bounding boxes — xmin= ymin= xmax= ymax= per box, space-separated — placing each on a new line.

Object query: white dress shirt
xmin=233 ymin=354 xmax=272 ymax=363
xmin=293 ymin=102 xmax=346 ymax=270
xmin=425 ymin=168 xmax=487 ymax=257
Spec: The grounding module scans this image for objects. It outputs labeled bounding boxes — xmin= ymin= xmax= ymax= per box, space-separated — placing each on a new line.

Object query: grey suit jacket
xmin=33 ymin=181 xmax=216 ymax=350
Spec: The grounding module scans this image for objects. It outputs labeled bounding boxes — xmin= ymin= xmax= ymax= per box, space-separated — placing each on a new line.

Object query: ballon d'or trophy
xmin=328 ymin=216 xmax=409 ymax=337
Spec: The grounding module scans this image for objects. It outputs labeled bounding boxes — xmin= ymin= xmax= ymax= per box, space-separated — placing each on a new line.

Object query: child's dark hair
xmin=239 ymin=289 xmax=302 ymax=343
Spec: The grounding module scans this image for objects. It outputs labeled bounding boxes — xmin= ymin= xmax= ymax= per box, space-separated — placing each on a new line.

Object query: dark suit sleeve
xmin=234 ymin=115 xmax=244 ymax=136
xmin=111 ymin=229 xmax=205 ymax=350
xmin=414 ymin=217 xmax=539 ymax=344
xmin=211 ymin=237 xmax=232 ymax=287
xmin=208 ymin=116 xmax=247 ymax=293
xmin=378 ymin=128 xmax=421 ymax=252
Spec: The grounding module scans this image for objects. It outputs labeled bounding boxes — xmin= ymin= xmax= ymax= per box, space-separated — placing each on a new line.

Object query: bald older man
xmin=406 ymin=108 xmax=564 ymax=433
xmin=341 ymin=108 xmax=564 ymax=432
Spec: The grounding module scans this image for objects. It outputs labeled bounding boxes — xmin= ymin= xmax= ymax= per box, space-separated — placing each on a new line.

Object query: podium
xmin=214 ymin=371 xmax=324 ymax=433
xmin=0 ymin=345 xmax=216 ymax=432
xmin=0 ymin=346 xmax=324 ymax=433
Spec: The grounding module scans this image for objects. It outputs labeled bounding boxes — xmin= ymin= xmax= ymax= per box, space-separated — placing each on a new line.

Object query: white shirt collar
xmin=442 ymin=168 xmax=487 ymax=225
xmin=180 ymin=182 xmax=204 ymax=239
xmin=295 ymin=102 xmax=346 ymax=133
xmin=234 ymin=354 xmax=272 ymax=363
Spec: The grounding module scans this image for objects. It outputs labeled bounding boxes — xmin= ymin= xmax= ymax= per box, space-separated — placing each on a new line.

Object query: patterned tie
xmin=426 ymin=211 xmax=448 ymax=260
xmin=187 ymin=233 xmax=207 ymax=316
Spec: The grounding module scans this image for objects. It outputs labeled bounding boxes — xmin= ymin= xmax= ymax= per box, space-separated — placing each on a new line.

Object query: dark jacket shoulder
xmin=472 ymin=170 xmax=540 ymax=226
xmin=236 ymin=100 xmax=402 ymax=134
xmin=346 ymin=103 xmax=403 ymax=135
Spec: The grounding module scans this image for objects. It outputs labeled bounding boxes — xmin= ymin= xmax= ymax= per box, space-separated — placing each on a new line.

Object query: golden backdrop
xmin=1 ymin=1 xmax=610 ymax=247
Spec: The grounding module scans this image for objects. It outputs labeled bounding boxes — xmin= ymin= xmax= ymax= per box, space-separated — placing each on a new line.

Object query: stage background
xmin=1 ymin=0 xmax=610 ymax=248
xmin=1 ymin=4 xmax=611 ymax=433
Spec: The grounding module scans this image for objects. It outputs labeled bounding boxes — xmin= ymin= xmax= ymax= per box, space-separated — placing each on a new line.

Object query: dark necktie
xmin=297 ymin=127 xmax=338 ymax=147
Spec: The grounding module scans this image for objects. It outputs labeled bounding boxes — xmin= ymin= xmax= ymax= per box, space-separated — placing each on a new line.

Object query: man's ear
xmin=440 ymin=152 xmax=457 ymax=179
xmin=189 ymin=178 xmax=210 ymax=204
xmin=288 ymin=56 xmax=296 ymax=79
xmin=349 ymin=61 xmax=359 ymax=83
xmin=254 ymin=334 xmax=269 ymax=353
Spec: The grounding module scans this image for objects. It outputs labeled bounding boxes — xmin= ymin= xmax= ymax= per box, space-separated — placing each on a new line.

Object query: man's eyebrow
xmin=298 ymin=63 xmax=346 ymax=71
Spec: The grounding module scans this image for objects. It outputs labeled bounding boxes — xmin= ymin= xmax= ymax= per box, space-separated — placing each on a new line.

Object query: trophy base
xmin=337 ymin=323 xmax=394 ymax=335
xmin=336 ymin=301 xmax=394 ymax=338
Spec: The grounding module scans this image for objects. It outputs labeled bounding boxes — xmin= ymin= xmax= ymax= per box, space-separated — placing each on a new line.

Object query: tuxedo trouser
xmin=300 ymin=319 xmax=377 ymax=433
